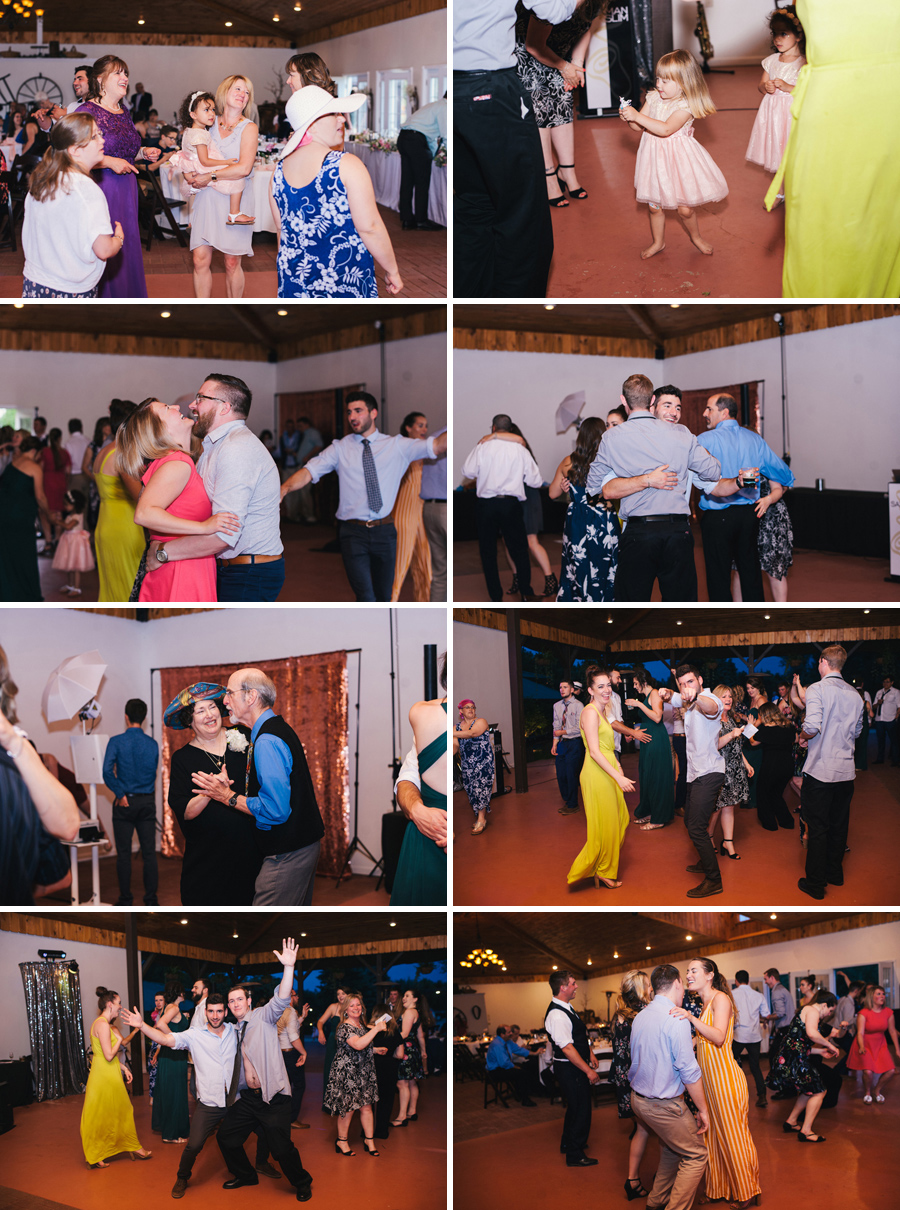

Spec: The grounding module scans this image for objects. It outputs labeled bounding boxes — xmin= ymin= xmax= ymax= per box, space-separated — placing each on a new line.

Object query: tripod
xmin=335 ymin=648 xmax=382 ymax=886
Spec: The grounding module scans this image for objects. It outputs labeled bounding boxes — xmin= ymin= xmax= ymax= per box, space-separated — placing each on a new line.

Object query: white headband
xmin=189 ymin=91 xmax=206 ymax=108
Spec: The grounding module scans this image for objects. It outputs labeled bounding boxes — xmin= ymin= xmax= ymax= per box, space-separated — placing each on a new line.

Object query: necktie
xmin=361 ymin=438 xmax=383 ymax=513
xmin=227 ymin=1022 xmax=245 ymax=1106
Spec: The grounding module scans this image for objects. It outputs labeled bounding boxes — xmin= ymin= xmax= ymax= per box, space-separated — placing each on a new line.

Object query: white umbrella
xmin=42 ymin=650 xmax=107 ymax=723
xmin=555 ymin=390 xmax=586 ymax=433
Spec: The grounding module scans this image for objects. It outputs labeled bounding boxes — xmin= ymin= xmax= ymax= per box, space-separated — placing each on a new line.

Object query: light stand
xmin=335 ymin=645 xmax=382 ymax=887
xmin=773 ymin=312 xmax=790 ymax=466
xmin=68 ymin=702 xmax=110 ymax=906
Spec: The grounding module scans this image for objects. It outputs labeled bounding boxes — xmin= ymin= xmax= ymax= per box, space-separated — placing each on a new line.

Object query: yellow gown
xmin=80 ymin=1023 xmax=142 ymax=1165
xmin=95 ymin=447 xmax=145 ymax=602
xmin=567 ymin=703 xmax=630 ymax=883
xmin=768 ymin=0 xmax=900 ymax=296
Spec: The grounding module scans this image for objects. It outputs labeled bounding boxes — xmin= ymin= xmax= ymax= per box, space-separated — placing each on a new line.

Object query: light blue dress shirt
xmin=171 ymin=1022 xmax=236 ymax=1108
xmin=696 ymin=418 xmax=794 ymax=511
xmin=628 ymin=995 xmax=701 ymax=1098
xmin=400 ymin=99 xmax=447 ymax=157
xmin=247 ymin=707 xmax=293 ymax=829
xmin=305 ymin=429 xmax=437 ymax=521
xmin=420 ymin=427 xmax=446 ymax=500
xmin=198 ymin=420 xmax=283 ymax=554
xmin=802 ymin=672 xmax=863 ymax=783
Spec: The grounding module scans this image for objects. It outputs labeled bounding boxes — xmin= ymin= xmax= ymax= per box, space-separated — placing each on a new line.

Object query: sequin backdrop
xmin=158 ymin=651 xmax=349 ymax=877
xmin=19 ymin=960 xmax=88 ymax=1101
xmin=630 ymin=0 xmax=654 ymax=96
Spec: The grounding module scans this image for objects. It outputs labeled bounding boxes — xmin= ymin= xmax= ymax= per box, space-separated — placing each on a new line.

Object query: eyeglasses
xmin=194 ymin=392 xmax=228 ymax=404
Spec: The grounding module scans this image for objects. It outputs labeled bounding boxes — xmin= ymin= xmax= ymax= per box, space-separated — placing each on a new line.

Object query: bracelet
xmin=4 ymin=725 xmax=28 ymax=760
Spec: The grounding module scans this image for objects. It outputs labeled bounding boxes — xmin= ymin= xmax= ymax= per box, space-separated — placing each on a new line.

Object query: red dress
xmin=138 ymin=451 xmax=217 ymax=602
xmin=41 ymin=446 xmax=71 ymax=513
xmin=847 ymin=1007 xmax=897 ymax=1074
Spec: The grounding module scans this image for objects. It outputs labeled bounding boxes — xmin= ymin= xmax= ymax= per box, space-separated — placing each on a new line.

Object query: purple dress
xmin=77 ymin=101 xmax=146 ymax=298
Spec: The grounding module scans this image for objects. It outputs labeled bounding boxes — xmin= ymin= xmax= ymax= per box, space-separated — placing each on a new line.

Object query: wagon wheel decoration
xmin=17 ymin=75 xmax=64 ymax=109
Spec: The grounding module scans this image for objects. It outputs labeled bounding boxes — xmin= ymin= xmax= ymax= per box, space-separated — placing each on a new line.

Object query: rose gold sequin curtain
xmin=158 ymin=651 xmax=349 ymax=876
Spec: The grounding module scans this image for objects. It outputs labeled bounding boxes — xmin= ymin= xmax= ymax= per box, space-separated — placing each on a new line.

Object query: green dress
xmin=391 ymin=702 xmax=447 ymax=906
xmin=151 ymin=1012 xmax=190 ymax=1140
xmin=80 ymin=1023 xmax=142 ymax=1165
xmin=633 ymin=696 xmax=674 ymax=827
xmin=767 ymin=0 xmax=900 ymax=296
xmin=0 ymin=463 xmax=42 ymax=601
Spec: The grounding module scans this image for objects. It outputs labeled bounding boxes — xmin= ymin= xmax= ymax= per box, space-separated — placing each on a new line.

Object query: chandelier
xmin=459 ymin=915 xmax=507 ymax=971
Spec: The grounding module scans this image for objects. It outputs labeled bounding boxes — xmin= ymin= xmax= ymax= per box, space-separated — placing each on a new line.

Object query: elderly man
xmin=192 ymin=669 xmax=324 ymax=906
xmin=145 ymin=374 xmax=284 ymax=602
xmin=628 ymin=965 xmax=709 ymax=1210
xmin=485 ymin=1025 xmax=537 ymax=1106
xmin=797 ymin=644 xmax=864 ymax=900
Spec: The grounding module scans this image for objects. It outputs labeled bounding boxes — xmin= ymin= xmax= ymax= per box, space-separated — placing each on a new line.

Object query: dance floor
xmin=0 ymin=205 xmax=446 ymax=299
xmin=545 ymin=66 xmax=787 ymax=298
xmin=452 ymin=527 xmax=900 ymax=603
xmin=455 ymin=1065 xmax=897 ymax=1210
xmin=1 ymin=1049 xmax=446 ymax=1210
xmin=453 ymin=748 xmax=900 ymax=908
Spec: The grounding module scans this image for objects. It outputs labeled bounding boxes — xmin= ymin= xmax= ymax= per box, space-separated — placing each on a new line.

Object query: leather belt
xmin=217 ymin=553 xmax=283 ymax=567
xmin=342 ymin=517 xmax=394 ymax=528
xmin=626 ymin=513 xmax=688 ymax=524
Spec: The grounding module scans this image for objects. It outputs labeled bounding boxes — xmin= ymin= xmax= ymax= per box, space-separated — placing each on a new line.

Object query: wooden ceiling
xmin=0 ymin=0 xmax=445 ymax=45
xmin=455 ymin=912 xmax=896 ymax=984
xmin=0 ymin=303 xmax=445 ymax=362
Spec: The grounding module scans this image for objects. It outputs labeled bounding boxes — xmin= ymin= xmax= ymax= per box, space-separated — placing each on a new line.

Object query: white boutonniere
xmin=226 ymin=729 xmax=249 ymax=753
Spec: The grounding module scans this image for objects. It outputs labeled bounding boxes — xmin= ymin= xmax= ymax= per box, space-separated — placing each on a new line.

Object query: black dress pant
xmin=255 ymin=1051 xmax=307 ymax=1164
xmin=699 ymin=505 xmax=764 ymax=602
xmin=756 ymin=752 xmax=795 ymax=830
xmin=454 ymin=67 xmax=553 ymax=297
xmin=553 ymin=1061 xmax=591 ymax=1160
xmin=177 ymin=1102 xmax=267 ymax=1180
xmin=672 ymin=734 xmax=688 ymax=810
xmin=397 ymin=128 xmax=433 ymax=224
xmin=614 ymin=515 xmax=698 ymax=602
xmin=217 ymin=1090 xmax=311 ymax=1194
xmin=373 ymin=1054 xmax=400 ymax=1138
xmin=111 ymin=794 xmax=158 ymax=903
xmin=476 ymin=494 xmax=532 ymax=599
xmin=801 ymin=774 xmax=855 ymax=894
xmin=731 ymin=1040 xmax=766 ymax=1098
xmin=685 ymin=772 xmax=725 ymax=881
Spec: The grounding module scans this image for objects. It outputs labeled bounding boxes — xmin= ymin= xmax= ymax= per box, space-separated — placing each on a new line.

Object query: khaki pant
xmin=631 ymin=1091 xmax=707 ymax=1210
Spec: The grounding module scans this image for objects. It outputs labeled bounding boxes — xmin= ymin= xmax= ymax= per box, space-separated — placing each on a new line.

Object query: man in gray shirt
xmin=586 ymin=375 xmax=724 ymax=601
xmin=763 ymin=968 xmax=795 ymax=1089
xmin=551 ymin=680 xmax=584 ymax=815
xmin=797 ymin=644 xmax=864 ymax=900
xmin=145 ymin=374 xmax=284 ymax=602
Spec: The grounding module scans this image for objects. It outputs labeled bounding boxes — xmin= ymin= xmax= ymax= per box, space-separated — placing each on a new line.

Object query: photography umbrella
xmin=555 ymin=390 xmax=586 ymax=433
xmin=42 ymin=650 xmax=107 ymax=723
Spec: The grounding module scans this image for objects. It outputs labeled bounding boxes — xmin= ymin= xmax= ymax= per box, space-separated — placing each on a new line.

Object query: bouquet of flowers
xmin=434 ymin=143 xmax=447 ymax=169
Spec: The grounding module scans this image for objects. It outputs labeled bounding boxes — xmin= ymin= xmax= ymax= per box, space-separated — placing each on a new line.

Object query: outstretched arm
xmin=274 ymin=937 xmax=299 ymax=1000
xmin=121 ymin=1006 xmax=178 ymax=1048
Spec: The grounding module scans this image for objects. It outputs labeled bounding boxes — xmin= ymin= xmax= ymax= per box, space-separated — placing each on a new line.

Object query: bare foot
xmin=640 ymin=242 xmax=665 ymax=259
xmin=690 ymin=235 xmax=714 ymax=255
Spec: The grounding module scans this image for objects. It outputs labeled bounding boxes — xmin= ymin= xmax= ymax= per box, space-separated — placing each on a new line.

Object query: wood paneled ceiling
xmin=455 ymin=912 xmax=894 ymax=983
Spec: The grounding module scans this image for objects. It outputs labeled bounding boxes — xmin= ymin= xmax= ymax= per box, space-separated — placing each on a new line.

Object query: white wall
xmin=670 ymin=0 xmax=774 ymax=68
xmin=452 ymin=349 xmax=659 ymax=485
xmin=0 ymin=928 xmax=127 ymax=1060
xmin=0 ymin=12 xmax=446 ymax=122
xmin=453 ymin=620 xmax=512 ymax=753
xmin=0 ymin=605 xmax=446 ymax=873
xmin=469 ymin=920 xmax=900 ymax=1033
xmin=276 ymin=331 xmax=447 ymax=433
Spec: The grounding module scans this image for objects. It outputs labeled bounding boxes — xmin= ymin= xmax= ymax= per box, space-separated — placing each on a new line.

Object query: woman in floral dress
xmin=609 ymin=970 xmax=652 ymax=1199
xmin=768 ymin=990 xmax=840 ymax=1140
xmin=710 ymin=685 xmax=752 ymax=859
xmin=323 ymin=993 xmax=384 ymax=1156
xmin=456 ymin=699 xmax=495 ymax=836
xmin=549 ymin=417 xmax=619 ymax=601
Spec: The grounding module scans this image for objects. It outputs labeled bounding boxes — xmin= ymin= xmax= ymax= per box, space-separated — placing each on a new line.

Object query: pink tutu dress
xmin=746 ymin=53 xmax=805 ymax=172
xmin=634 ymin=92 xmax=728 ymax=210
xmin=52 ymin=515 xmax=95 ymax=572
xmin=168 ymin=128 xmax=244 ymax=200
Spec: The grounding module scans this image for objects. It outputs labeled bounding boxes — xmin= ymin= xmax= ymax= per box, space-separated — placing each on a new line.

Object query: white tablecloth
xmin=160 ymin=163 xmax=277 ymax=234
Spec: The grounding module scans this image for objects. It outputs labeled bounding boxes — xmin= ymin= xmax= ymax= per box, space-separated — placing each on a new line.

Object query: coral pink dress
xmin=52 ymin=515 xmax=94 ymax=572
xmin=138 ymin=450 xmax=217 ymax=602
xmin=746 ymin=53 xmax=805 ymax=172
xmin=847 ymin=1007 xmax=897 ymax=1074
xmin=634 ymin=92 xmax=728 ymax=210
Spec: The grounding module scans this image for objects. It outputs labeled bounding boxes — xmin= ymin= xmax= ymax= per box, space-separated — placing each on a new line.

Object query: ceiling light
xmin=278 ymin=309 xmax=288 ymax=316
xmin=587 ymin=957 xmax=592 ymax=965
xmin=770 ymin=913 xmax=777 ymax=919
xmin=233 ymin=931 xmax=239 ymax=938
xmin=138 ymin=16 xmax=145 ymax=23
xmin=544 ymin=304 xmax=555 ymax=310
xmin=864 ymin=609 xmax=870 ymax=614
xmin=676 ymin=620 xmax=682 ymax=626
xmin=14 ymin=301 xmax=24 ymax=308
xmin=613 ymin=951 xmax=619 ymax=959
xmin=646 ymin=945 xmax=651 ymax=951
xmin=764 ymin=614 xmax=770 ymax=620
xmin=160 ymin=310 xmax=171 ymax=318
xmin=180 ymin=918 xmax=188 ymax=924
xmin=552 ymin=965 xmax=558 ymax=971
xmin=390 ymin=921 xmax=396 ymax=927
xmin=670 ymin=303 xmax=681 ymax=308
xmin=225 ymin=19 xmax=232 ymax=25
xmin=685 ymin=935 xmax=692 ymax=941
xmin=501 ymin=966 xmax=507 ymax=972
xmin=300 ymin=932 xmax=306 ymax=937
xmin=273 ymin=13 xmax=280 ymax=20
xmin=607 ymin=616 xmax=613 ymax=624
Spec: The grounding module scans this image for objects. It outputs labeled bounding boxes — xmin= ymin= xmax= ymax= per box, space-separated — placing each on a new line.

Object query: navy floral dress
xmin=610 ymin=1016 xmax=636 ymax=1118
xmin=717 ymin=719 xmax=749 ymax=808
xmin=457 ymin=730 xmax=494 ymax=814
xmin=323 ymin=1023 xmax=379 ymax=1115
xmin=271 ymin=151 xmax=377 ymax=298
xmin=767 ymin=1011 xmax=823 ymax=1094
xmin=557 ymin=483 xmax=619 ymax=602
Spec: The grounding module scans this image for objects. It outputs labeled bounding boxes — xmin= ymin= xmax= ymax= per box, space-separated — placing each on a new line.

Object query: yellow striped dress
xmin=696 ymin=995 xmax=761 ymax=1203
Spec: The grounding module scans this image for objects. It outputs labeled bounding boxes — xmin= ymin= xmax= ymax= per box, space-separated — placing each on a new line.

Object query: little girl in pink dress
xmin=52 ymin=489 xmax=94 ymax=595
xmin=746 ymin=6 xmax=806 ymax=203
xmin=169 ymin=90 xmax=255 ymax=224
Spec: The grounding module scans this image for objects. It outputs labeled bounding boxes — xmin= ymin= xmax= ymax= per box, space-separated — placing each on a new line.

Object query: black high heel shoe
xmin=719 ymin=839 xmax=741 ymax=860
xmin=363 ymin=1137 xmax=380 ymax=1156
xmin=782 ymin=1121 xmax=801 ymax=1133
xmin=545 ymin=168 xmax=569 ymax=208
xmin=557 ymin=164 xmax=588 ymax=200
xmin=334 ymin=1137 xmax=355 ymax=1156
xmin=624 ymin=1178 xmax=649 ymax=1200
xmin=390 ymin=1119 xmax=408 ymax=1128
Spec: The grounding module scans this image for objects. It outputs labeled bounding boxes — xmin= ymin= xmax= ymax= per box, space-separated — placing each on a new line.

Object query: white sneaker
xmin=876 ymin=1094 xmax=885 ymax=1103
xmin=864 ymin=1094 xmax=873 ymax=1103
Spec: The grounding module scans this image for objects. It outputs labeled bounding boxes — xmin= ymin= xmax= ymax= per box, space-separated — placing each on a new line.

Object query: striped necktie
xmin=361 ymin=438 xmax=383 ymax=513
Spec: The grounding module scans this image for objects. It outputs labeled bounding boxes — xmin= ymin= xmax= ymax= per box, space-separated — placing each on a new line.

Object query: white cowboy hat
xmin=280 ymin=85 xmax=367 ymax=159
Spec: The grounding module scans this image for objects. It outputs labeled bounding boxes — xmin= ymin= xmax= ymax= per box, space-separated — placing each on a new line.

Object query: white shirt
xmin=23 ymin=172 xmax=112 ymax=294
xmin=545 ymin=996 xmax=576 ymax=1056
xmin=64 ymin=430 xmax=90 ymax=471
xmin=454 ymin=0 xmax=577 ymax=71
xmin=608 ymin=691 xmax=623 ymax=753
xmin=66 ymin=99 xmax=83 ymax=114
xmin=461 ymin=440 xmax=542 ymax=501
xmin=874 ymin=686 xmax=900 ymax=722
xmin=662 ymin=701 xmax=686 ymax=737
xmin=670 ymin=691 xmax=725 ymax=780
xmin=395 ymin=743 xmax=421 ymax=791
xmin=732 ymin=984 xmax=766 ymax=1045
xmin=189 ymin=997 xmax=208 ymax=1030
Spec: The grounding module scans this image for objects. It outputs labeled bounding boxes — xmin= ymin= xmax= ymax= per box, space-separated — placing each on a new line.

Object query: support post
xmin=125 ymin=915 xmax=143 ymax=1096
xmin=507 ymin=611 xmax=528 ymax=793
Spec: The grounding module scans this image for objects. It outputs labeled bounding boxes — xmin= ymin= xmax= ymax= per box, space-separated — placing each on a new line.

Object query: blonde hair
xmin=0 ymin=644 xmax=19 ymax=725
xmin=117 ymin=398 xmax=200 ymax=481
xmin=758 ymin=701 xmax=793 ymax=728
xmin=862 ymin=985 xmax=886 ymax=1011
xmin=338 ymin=992 xmax=366 ymax=1026
xmin=29 ymin=114 xmax=97 ymax=203
xmin=215 ymin=74 xmax=255 ymax=118
xmin=656 ymin=50 xmax=716 ymax=119
xmin=615 ymin=970 xmax=652 ymax=1022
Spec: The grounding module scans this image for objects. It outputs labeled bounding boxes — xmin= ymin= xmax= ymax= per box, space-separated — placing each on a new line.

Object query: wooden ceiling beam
xmin=243 ymin=935 xmax=446 ymax=964
xmin=234 ymin=912 xmax=284 ymax=961
xmin=622 ymin=305 xmax=665 ymax=351
xmin=604 ymin=608 xmax=652 ymax=648
xmin=229 ymin=305 xmax=277 ymax=358
xmin=492 ymin=915 xmax=586 ymax=977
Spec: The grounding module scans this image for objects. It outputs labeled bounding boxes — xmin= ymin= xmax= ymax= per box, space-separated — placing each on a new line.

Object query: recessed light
xmin=180 ymin=918 xmax=188 ymax=924
xmin=670 ymin=303 xmax=680 ymax=308
xmin=676 ymin=620 xmax=682 ymax=626
xmin=613 ymin=951 xmax=619 ymax=959
xmin=552 ymin=964 xmax=558 ymax=971
xmin=233 ymin=932 xmax=238 ymax=938
xmin=278 ymin=309 xmax=288 ymax=316
xmin=160 ymin=311 xmax=171 ymax=318
xmin=685 ymin=935 xmax=692 ymax=941
xmin=225 ymin=19 xmax=232 ymax=25
xmin=389 ymin=922 xmax=396 ymax=927
xmin=607 ymin=616 xmax=613 ymax=624
xmin=14 ymin=302 xmax=24 ymax=308
xmin=770 ymin=913 xmax=777 ymax=920
xmin=586 ymin=958 xmax=592 ymax=965
xmin=764 ymin=614 xmax=771 ymax=620
xmin=544 ymin=304 xmax=555 ymax=310
xmin=646 ymin=945 xmax=651 ymax=951
xmin=864 ymin=609 xmax=870 ymax=614
xmin=300 ymin=932 xmax=306 ymax=937
xmin=137 ymin=17 xmax=145 ymax=24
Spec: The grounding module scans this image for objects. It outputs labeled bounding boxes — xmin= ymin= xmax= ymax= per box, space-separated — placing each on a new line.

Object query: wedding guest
xmin=847 ymin=985 xmax=899 ymax=1102
xmin=323 ymin=993 xmax=384 ymax=1156
xmin=83 ymin=416 xmax=112 ymax=531
xmin=66 ymin=67 xmax=90 ymax=113
xmin=763 ymin=969 xmax=795 ymax=1081
xmin=711 ymin=685 xmax=751 ymax=859
xmin=392 ymin=989 xmax=433 ymax=1125
xmin=485 ymin=1025 xmax=537 ymax=1106
xmin=80 ymin=987 xmax=151 ymax=1168
xmin=549 ymin=416 xmax=619 ymax=601
xmin=391 ymin=411 xmax=432 ymax=601
xmin=101 ymin=698 xmax=159 ymax=906
xmin=545 ymin=970 xmax=601 ymax=1167
xmin=420 ymin=426 xmax=447 ymax=601
xmin=748 ymin=702 xmax=796 ymax=831
xmin=147 ymin=992 xmax=165 ymax=1103
xmin=456 ymin=699 xmax=494 ymax=834
xmin=151 ymin=982 xmax=191 ymax=1143
xmin=397 ymin=95 xmax=446 ymax=230
xmin=610 ymin=971 xmax=653 ymax=1200
xmin=65 ymin=420 xmax=91 ymax=496
xmin=854 ymin=685 xmax=873 ymax=771
xmin=286 ymin=52 xmax=336 ymax=95
xmin=254 ymin=989 xmax=312 ymax=1163
xmin=0 ymin=436 xmax=56 ymax=601
xmin=626 ymin=669 xmax=673 ymax=830
xmin=551 ymin=679 xmax=583 ymax=817
xmin=742 ymin=675 xmax=768 ymax=809
xmin=369 ymin=1002 xmax=401 ymax=1138
xmin=318 ymin=988 xmax=350 ymax=1109
xmin=500 ymin=422 xmax=557 ymax=598
xmin=872 ymin=675 xmax=900 ymax=767
xmin=731 ymin=971 xmax=769 ymax=1109
xmin=92 ymin=398 xmax=144 ymax=602
xmin=767 ymin=990 xmax=840 ymax=1140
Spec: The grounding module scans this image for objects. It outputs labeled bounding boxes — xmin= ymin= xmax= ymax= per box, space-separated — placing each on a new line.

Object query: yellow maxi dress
xmin=566 ymin=703 xmax=629 ymax=884
xmin=390 ymin=461 xmax=432 ymax=602
xmin=767 ymin=0 xmax=900 ymax=297
xmin=80 ymin=1023 xmax=143 ymax=1165
xmin=94 ymin=447 xmax=145 ymax=602
xmin=695 ymin=998 xmax=761 ymax=1203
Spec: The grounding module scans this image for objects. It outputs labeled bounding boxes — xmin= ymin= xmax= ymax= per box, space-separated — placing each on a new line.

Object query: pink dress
xmin=168 ymin=127 xmax=244 ymax=196
xmin=745 ymin=53 xmax=805 ymax=172
xmin=52 ymin=515 xmax=94 ymax=572
xmin=634 ymin=92 xmax=728 ymax=210
xmin=847 ymin=1007 xmax=897 ymax=1074
xmin=138 ymin=450 xmax=217 ymax=602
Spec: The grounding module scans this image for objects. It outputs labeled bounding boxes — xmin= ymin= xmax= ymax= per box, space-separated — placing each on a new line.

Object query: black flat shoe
xmin=566 ymin=1157 xmax=598 ymax=1167
xmin=798 ymin=1132 xmax=826 ymax=1142
xmin=782 ymin=1121 xmax=801 ymax=1132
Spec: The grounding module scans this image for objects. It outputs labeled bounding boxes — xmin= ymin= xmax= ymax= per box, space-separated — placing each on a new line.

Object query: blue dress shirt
xmin=247 ymin=708 xmax=293 ymax=829
xmin=420 ymin=427 xmax=447 ymax=500
xmin=304 ymin=429 xmax=437 ymax=521
xmin=628 ymin=995 xmax=701 ymax=1098
xmin=102 ymin=727 xmax=159 ymax=797
xmin=485 ymin=1036 xmax=515 ymax=1071
xmin=696 ymin=418 xmax=794 ymax=511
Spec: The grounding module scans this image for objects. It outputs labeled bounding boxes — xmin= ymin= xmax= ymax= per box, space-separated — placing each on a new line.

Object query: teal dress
xmin=151 ymin=1012 xmax=190 ymax=1140
xmin=633 ymin=696 xmax=674 ymax=827
xmin=391 ymin=703 xmax=447 ymax=906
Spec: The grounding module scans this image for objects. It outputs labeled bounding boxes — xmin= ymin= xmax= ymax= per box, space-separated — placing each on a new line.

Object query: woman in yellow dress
xmin=92 ymin=400 xmax=145 ymax=601
xmin=81 ymin=985 xmax=152 ymax=1168
xmin=390 ymin=411 xmax=432 ymax=602
xmin=670 ymin=958 xmax=761 ymax=1210
xmin=566 ymin=665 xmax=634 ymax=890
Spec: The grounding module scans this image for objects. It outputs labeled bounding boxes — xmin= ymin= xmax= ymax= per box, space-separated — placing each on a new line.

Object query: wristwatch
xmin=156 ymin=547 xmax=169 ymax=564
xmin=228 ymin=792 xmax=239 ymax=807
xmin=211 ymin=173 xmax=218 ymax=183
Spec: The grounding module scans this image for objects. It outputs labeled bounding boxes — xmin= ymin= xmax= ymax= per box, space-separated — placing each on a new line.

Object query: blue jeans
xmin=339 ymin=521 xmax=396 ymax=601
xmin=216 ymin=557 xmax=285 ymax=602
xmin=555 ymin=737 xmax=584 ymax=809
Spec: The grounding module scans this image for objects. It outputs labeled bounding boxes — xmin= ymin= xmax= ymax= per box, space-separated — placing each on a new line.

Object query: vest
xmin=247 ymin=714 xmax=325 ymax=857
xmin=544 ymin=999 xmax=590 ymax=1063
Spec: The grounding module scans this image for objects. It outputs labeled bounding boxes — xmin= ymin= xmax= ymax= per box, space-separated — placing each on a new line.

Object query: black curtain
xmin=19 ymin=960 xmax=88 ymax=1101
xmin=630 ymin=0 xmax=655 ymax=96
